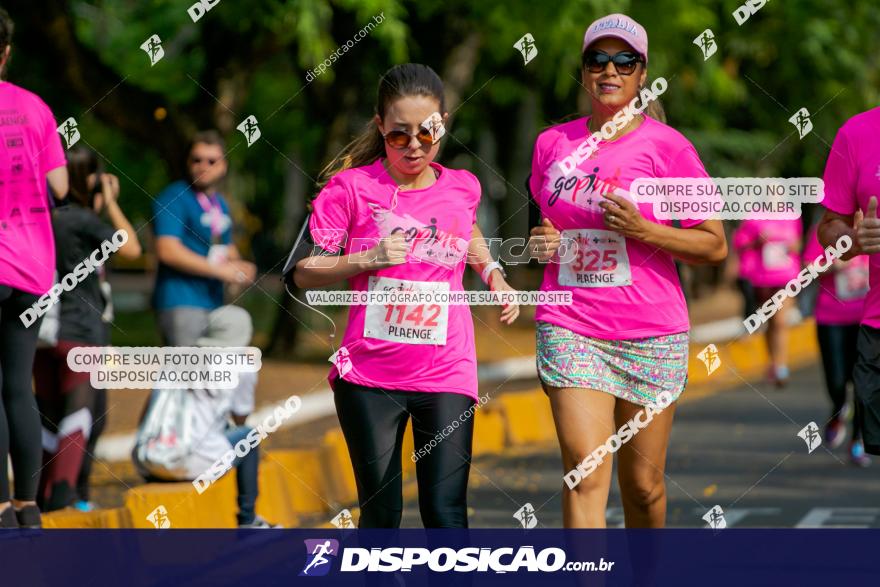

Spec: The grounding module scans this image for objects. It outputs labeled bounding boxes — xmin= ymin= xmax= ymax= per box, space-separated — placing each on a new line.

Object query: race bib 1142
xmin=363 ymin=277 xmax=450 ymax=345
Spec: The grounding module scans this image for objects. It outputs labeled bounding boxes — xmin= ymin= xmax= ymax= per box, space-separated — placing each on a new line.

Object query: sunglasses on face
xmin=382 ymin=126 xmax=437 ymax=150
xmin=583 ymin=50 xmax=644 ymax=76
xmin=189 ymin=157 xmax=219 ymax=165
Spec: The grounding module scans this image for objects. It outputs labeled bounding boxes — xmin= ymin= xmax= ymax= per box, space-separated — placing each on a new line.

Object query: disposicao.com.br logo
xmin=301 ymin=539 xmax=340 ymax=577
xmin=299 ymin=540 xmax=614 ymax=575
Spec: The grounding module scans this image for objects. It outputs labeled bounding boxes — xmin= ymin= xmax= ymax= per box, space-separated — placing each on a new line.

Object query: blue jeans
xmin=225 ymin=425 xmax=260 ymax=525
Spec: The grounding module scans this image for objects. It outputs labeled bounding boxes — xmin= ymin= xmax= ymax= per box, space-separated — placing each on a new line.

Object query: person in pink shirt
xmin=526 ymin=14 xmax=727 ymax=528
xmin=817 ymin=106 xmax=880 ymax=457
xmin=0 ymin=9 xmax=69 ymax=529
xmin=732 ymin=218 xmax=802 ymax=387
xmin=290 ymin=63 xmax=519 ymax=528
xmin=803 ymin=226 xmax=870 ymax=466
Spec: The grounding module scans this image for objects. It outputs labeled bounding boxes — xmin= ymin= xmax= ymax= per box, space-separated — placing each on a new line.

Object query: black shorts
xmin=853 ymin=325 xmax=880 ymax=455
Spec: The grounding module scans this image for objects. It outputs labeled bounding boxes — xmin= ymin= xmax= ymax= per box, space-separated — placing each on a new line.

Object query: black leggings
xmin=0 ymin=285 xmax=43 ymax=502
xmin=334 ymin=378 xmax=475 ymax=528
xmin=817 ymin=323 xmax=863 ymax=440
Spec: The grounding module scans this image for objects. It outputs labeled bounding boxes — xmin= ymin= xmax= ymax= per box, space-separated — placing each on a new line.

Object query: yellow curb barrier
xmin=320 ymin=429 xmax=358 ymax=506
xmin=265 ymin=448 xmax=331 ymax=517
xmin=495 ymin=391 xmax=555 ymax=446
xmin=255 ymin=457 xmax=300 ymax=527
xmin=472 ymin=408 xmax=506 ymax=456
xmin=124 ymin=474 xmax=237 ymax=528
xmin=43 ymin=506 xmax=131 ymax=529
xmin=688 ymin=319 xmax=818 ymax=390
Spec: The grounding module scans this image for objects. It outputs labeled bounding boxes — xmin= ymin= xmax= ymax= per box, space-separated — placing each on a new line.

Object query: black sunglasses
xmin=583 ymin=50 xmax=644 ymax=76
xmin=382 ymin=126 xmax=437 ymax=150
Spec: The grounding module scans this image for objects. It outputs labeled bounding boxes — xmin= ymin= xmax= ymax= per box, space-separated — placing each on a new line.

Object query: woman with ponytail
xmin=292 ymin=63 xmax=518 ymax=528
xmin=526 ymin=14 xmax=727 ymax=528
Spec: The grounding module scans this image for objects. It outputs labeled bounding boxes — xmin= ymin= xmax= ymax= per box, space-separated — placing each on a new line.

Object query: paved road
xmin=401 ymin=363 xmax=880 ymax=528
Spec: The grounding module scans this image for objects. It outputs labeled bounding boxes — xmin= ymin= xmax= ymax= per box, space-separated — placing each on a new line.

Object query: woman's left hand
xmin=599 ymin=192 xmax=649 ymax=239
xmin=489 ymin=272 xmax=520 ymax=325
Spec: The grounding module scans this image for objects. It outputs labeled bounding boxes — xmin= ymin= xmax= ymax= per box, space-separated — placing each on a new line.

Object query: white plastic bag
xmin=36 ymin=271 xmax=60 ymax=348
xmin=133 ymin=389 xmax=193 ymax=480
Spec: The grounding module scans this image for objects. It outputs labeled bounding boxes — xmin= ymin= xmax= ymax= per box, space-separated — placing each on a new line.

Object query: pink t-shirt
xmin=803 ymin=227 xmax=867 ymax=325
xmin=821 ymin=107 xmax=880 ymax=329
xmin=528 ymin=115 xmax=709 ymax=340
xmin=733 ymin=219 xmax=802 ymax=288
xmin=310 ymin=159 xmax=480 ymax=400
xmin=0 ymin=82 xmax=66 ymax=295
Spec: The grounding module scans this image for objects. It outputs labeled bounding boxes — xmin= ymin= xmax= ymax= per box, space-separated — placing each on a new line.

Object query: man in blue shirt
xmin=152 ymin=130 xmax=256 ymax=345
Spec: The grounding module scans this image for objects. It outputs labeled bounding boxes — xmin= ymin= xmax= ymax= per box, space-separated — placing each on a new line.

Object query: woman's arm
xmin=467 ymin=224 xmax=519 ymax=324
xmin=100 ymin=174 xmax=142 ymax=259
xmin=817 ymin=204 xmax=878 ymax=261
xmin=599 ymin=192 xmax=727 ymax=264
xmin=293 ymin=233 xmax=408 ymax=289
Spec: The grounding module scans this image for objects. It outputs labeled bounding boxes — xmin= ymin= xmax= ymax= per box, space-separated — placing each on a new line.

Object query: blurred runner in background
xmin=732 ymin=218 xmax=802 ymax=387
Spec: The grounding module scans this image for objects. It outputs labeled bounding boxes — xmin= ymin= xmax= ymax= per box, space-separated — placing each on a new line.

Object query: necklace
xmin=588 ymin=113 xmax=644 ymax=142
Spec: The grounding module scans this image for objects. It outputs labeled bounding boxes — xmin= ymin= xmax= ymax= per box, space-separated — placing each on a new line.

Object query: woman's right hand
xmin=369 ymin=233 xmax=409 ymax=269
xmin=528 ymin=218 xmax=561 ymax=262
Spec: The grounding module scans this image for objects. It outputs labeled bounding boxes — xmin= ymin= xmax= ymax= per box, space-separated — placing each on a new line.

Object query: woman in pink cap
xmin=527 ymin=13 xmax=727 ymax=528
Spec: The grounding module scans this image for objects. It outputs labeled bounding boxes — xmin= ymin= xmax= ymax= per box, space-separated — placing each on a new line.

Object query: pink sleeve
xmin=664 ymin=144 xmax=711 ymax=228
xmin=309 ymin=175 xmax=352 ymax=254
xmin=528 ymin=132 xmax=548 ymax=202
xmin=467 ymin=171 xmax=481 ymax=225
xmin=40 ymin=103 xmax=66 ymax=175
xmin=732 ymin=222 xmax=756 ymax=252
xmin=802 ymin=227 xmax=823 ymax=264
xmin=822 ymin=126 xmax=857 ymax=216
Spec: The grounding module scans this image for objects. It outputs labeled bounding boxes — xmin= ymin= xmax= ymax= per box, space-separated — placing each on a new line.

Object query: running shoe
xmin=768 ymin=365 xmax=790 ymax=388
xmin=825 ymin=417 xmax=847 ymax=450
xmin=14 ymin=505 xmax=42 ymax=529
xmin=0 ymin=507 xmax=18 ymax=529
xmin=73 ymin=501 xmax=96 ymax=513
xmin=238 ymin=515 xmax=282 ymax=529
xmin=849 ymin=441 xmax=872 ymax=468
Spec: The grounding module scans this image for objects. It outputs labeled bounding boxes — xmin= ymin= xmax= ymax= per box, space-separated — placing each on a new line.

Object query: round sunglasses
xmin=583 ymin=50 xmax=644 ymax=76
xmin=382 ymin=126 xmax=438 ymax=150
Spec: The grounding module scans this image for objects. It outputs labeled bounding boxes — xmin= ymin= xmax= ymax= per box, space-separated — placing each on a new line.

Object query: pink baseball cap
xmin=582 ymin=13 xmax=648 ymax=64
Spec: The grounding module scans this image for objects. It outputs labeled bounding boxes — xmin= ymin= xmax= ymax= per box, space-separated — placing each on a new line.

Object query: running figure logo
xmin=236 ymin=115 xmax=261 ymax=147
xmin=331 ymin=508 xmax=355 ymax=529
xmin=798 ymin=421 xmax=822 ymax=453
xmin=146 ymin=505 xmax=171 ymax=529
xmin=697 ymin=344 xmax=721 ymax=376
xmin=300 ymin=539 xmax=339 ymax=577
xmin=702 ymin=505 xmax=726 ymax=530
xmin=140 ymin=34 xmax=165 ymax=66
xmin=514 ymin=33 xmax=538 ymax=65
xmin=329 ymin=346 xmax=353 ymax=378
xmin=693 ymin=29 xmax=717 ymax=60
xmin=57 ymin=117 xmax=81 ymax=149
xmin=788 ymin=108 xmax=813 ymax=139
xmin=514 ymin=503 xmax=538 ymax=529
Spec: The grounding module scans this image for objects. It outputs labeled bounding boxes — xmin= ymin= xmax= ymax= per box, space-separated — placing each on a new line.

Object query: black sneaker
xmin=14 ymin=505 xmax=42 ymax=529
xmin=0 ymin=507 xmax=18 ymax=529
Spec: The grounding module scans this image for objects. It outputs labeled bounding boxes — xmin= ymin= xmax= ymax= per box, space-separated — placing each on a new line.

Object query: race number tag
xmin=762 ymin=242 xmax=789 ymax=269
xmin=558 ymin=228 xmax=631 ymax=288
xmin=835 ymin=263 xmax=870 ymax=301
xmin=363 ymin=277 xmax=449 ymax=345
